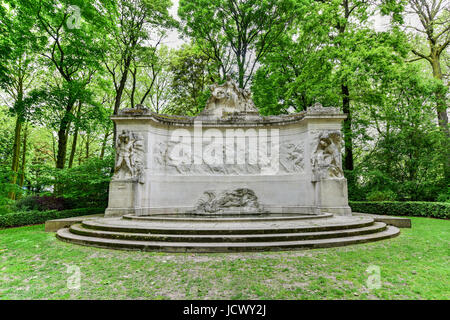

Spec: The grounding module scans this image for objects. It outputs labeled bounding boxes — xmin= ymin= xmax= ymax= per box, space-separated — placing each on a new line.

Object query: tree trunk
xmin=56 ymin=121 xmax=69 ymax=169
xmin=341 ymin=84 xmax=354 ymax=171
xmin=430 ymin=54 xmax=450 ymax=180
xmin=56 ymin=101 xmax=75 ymax=169
xmin=68 ymin=103 xmax=82 ymax=168
xmin=9 ymin=80 xmax=24 ymax=200
xmin=100 ymin=129 xmax=111 ymax=160
xmin=112 ymin=55 xmax=133 ymax=147
xmin=86 ymin=132 xmax=90 ymax=160
xmin=8 ymin=118 xmax=22 ymax=200
xmin=19 ymin=124 xmax=28 ymax=188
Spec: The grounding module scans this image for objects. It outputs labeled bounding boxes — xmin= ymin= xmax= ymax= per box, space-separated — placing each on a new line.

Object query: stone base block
xmin=105 ymin=180 xmax=138 ymax=217
xmin=318 ymin=179 xmax=351 ymax=216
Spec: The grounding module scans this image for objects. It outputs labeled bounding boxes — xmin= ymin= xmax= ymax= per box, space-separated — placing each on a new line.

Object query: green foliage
xmin=437 ymin=188 xmax=450 ymax=203
xmin=0 ymin=166 xmax=22 ymax=211
xmin=0 ymin=207 xmax=105 ymax=228
xmin=166 ymin=44 xmax=215 ymax=115
xmin=35 ymin=157 xmax=113 ymax=208
xmin=349 ymin=201 xmax=450 ymax=219
xmin=366 ymin=190 xmax=397 ymax=202
xmin=179 ymin=0 xmax=299 ymax=88
xmin=353 ymin=64 xmax=448 ymax=201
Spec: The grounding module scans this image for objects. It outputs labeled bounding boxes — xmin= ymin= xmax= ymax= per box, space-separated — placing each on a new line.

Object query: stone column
xmin=105 ymin=179 xmax=138 ymax=217
xmin=306 ymin=104 xmax=352 ymax=216
xmin=105 ymin=129 xmax=145 ymax=217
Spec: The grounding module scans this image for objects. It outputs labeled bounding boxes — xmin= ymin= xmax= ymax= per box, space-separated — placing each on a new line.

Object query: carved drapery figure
xmin=190 ymin=188 xmax=264 ymax=214
xmin=114 ymin=130 xmax=145 ymax=183
xmin=311 ymin=131 xmax=344 ymax=181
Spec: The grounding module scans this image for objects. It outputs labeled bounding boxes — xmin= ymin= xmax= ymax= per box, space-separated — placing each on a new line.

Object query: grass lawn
xmin=0 ymin=216 xmax=449 ymax=300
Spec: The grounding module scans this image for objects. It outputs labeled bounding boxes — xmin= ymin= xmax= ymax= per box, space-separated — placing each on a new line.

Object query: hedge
xmin=349 ymin=201 xmax=450 ymax=219
xmin=0 ymin=207 xmax=105 ymax=229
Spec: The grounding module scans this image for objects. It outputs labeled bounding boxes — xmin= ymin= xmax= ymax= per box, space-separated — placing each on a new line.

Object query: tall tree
xmin=316 ymin=0 xmax=405 ymax=175
xmin=179 ymin=0 xmax=298 ymax=89
xmin=31 ymin=0 xmax=105 ymax=169
xmin=406 ymin=0 xmax=449 ymax=179
xmin=103 ymin=0 xmax=174 ymax=142
xmin=168 ymin=43 xmax=216 ymax=115
xmin=0 ymin=0 xmax=43 ymax=199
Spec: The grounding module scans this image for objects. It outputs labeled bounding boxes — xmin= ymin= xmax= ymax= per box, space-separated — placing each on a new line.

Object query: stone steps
xmin=80 ymin=217 xmax=375 ymax=235
xmin=55 ymin=214 xmax=401 ymax=253
xmin=122 ymin=213 xmax=333 ymax=223
xmin=68 ymin=222 xmax=388 ymax=243
xmin=56 ymin=225 xmax=400 ymax=253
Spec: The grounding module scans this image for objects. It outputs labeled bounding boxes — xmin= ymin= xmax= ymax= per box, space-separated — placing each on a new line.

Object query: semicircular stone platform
xmin=56 ymin=213 xmax=400 ymax=253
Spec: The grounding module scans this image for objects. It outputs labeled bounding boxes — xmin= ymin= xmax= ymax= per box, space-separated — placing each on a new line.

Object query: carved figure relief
xmin=153 ymin=141 xmax=272 ymax=175
xmin=113 ymin=130 xmax=145 ymax=183
xmin=190 ymin=188 xmax=265 ymax=214
xmin=153 ymin=138 xmax=306 ymax=175
xmin=200 ymin=76 xmax=259 ymax=117
xmin=311 ymin=131 xmax=344 ymax=181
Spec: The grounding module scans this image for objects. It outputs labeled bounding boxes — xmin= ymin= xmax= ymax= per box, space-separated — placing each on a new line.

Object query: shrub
xmin=37 ymin=157 xmax=113 ymax=209
xmin=366 ymin=190 xmax=397 ymax=201
xmin=0 ymin=207 xmax=105 ymax=229
xmin=16 ymin=195 xmax=71 ymax=211
xmin=350 ymin=201 xmax=450 ymax=219
xmin=437 ymin=187 xmax=450 ymax=203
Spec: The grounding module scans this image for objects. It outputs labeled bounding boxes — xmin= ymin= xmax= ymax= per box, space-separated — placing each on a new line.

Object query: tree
xmin=167 ymin=44 xmax=216 ymax=115
xmin=0 ymin=0 xmax=44 ymax=199
xmin=355 ymin=64 xmax=447 ymax=201
xmin=31 ymin=0 xmax=106 ymax=169
xmin=103 ymin=0 xmax=174 ymax=142
xmin=406 ymin=0 xmax=449 ymax=179
xmin=179 ymin=0 xmax=298 ymax=89
xmin=251 ymin=10 xmax=338 ymax=115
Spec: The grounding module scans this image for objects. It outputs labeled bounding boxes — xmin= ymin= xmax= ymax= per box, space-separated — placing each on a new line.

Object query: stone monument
xmin=105 ymin=78 xmax=351 ymax=217
xmin=57 ymin=78 xmax=400 ymax=252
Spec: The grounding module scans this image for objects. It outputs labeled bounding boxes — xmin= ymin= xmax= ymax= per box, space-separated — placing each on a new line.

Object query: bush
xmin=37 ymin=157 xmax=113 ymax=209
xmin=350 ymin=201 xmax=450 ymax=219
xmin=0 ymin=207 xmax=105 ymax=228
xmin=366 ymin=190 xmax=397 ymax=201
xmin=15 ymin=195 xmax=72 ymax=211
xmin=437 ymin=187 xmax=450 ymax=203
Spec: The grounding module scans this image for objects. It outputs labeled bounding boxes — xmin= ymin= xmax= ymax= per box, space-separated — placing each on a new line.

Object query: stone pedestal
xmin=316 ymin=179 xmax=352 ymax=215
xmin=105 ymin=180 xmax=139 ymax=217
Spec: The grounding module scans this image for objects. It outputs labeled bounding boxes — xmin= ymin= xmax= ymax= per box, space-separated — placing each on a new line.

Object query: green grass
xmin=0 ymin=217 xmax=449 ymax=300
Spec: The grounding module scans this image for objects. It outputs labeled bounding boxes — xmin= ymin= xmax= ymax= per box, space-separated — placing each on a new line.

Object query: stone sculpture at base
xmin=105 ymin=78 xmax=351 ymax=217
xmin=189 ymin=188 xmax=265 ymax=215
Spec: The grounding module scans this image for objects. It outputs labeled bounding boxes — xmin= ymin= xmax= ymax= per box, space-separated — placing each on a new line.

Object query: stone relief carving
xmin=280 ymin=143 xmax=304 ymax=173
xmin=153 ymin=141 xmax=275 ymax=175
xmin=311 ymin=131 xmax=344 ymax=181
xmin=189 ymin=188 xmax=265 ymax=214
xmin=113 ymin=130 xmax=145 ymax=183
xmin=153 ymin=139 xmax=307 ymax=175
xmin=200 ymin=76 xmax=259 ymax=117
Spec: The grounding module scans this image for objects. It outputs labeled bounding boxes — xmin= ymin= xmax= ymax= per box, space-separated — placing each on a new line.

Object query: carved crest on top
xmin=307 ymin=103 xmax=341 ymax=115
xmin=199 ymin=76 xmax=259 ymax=118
